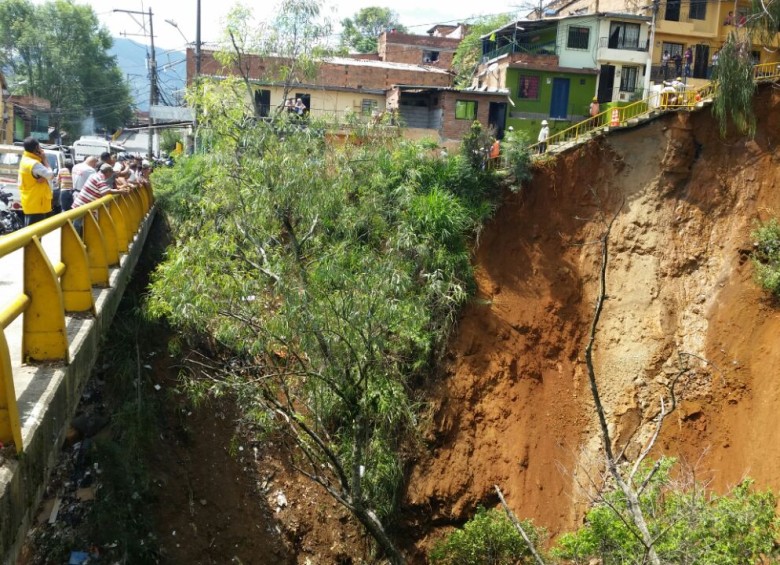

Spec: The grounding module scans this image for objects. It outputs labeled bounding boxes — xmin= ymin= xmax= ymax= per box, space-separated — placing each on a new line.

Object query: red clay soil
xmin=402 ymin=86 xmax=780 ymax=557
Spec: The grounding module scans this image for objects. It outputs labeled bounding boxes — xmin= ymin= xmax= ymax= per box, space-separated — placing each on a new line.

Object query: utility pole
xmin=642 ymin=0 xmax=660 ymax=101
xmin=193 ymin=0 xmax=201 ymax=154
xmin=114 ymin=8 xmax=158 ymax=157
xmin=148 ymin=7 xmax=157 ymax=158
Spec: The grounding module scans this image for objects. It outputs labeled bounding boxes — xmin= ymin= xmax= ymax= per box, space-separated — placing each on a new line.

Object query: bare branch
xmin=494 ymin=486 xmax=547 ymax=565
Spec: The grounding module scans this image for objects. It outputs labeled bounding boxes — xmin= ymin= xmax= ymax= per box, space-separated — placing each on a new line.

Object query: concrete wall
xmin=557 ymin=16 xmax=600 ymax=69
xmin=0 ymin=208 xmax=157 ymax=565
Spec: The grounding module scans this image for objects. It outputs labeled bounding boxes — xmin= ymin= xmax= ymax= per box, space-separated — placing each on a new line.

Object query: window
xmin=518 ymin=75 xmax=540 ymax=99
xmin=254 ymin=89 xmax=271 ymax=118
xmin=455 ymin=100 xmax=478 ymax=120
xmin=688 ymin=0 xmax=706 ymax=20
xmin=620 ymin=66 xmax=639 ymax=92
xmin=608 ymin=22 xmax=641 ymax=49
xmin=662 ymin=42 xmax=684 ymax=59
xmin=665 ymin=0 xmax=680 ymax=21
xmin=361 ymin=99 xmax=377 ymax=115
xmin=567 ymin=26 xmax=590 ymax=50
xmin=422 ymin=50 xmax=440 ymax=63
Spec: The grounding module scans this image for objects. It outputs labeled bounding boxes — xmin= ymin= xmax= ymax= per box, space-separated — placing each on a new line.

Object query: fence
xmin=0 ymin=185 xmax=153 ymax=453
xmin=527 ymin=62 xmax=780 ymax=155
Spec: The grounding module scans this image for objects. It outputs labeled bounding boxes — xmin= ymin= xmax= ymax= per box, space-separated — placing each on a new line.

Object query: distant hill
xmin=109 ymin=37 xmax=186 ymax=111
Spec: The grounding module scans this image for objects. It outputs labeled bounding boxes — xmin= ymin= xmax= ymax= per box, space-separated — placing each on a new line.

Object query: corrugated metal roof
xmin=324 ymin=57 xmax=451 ymax=74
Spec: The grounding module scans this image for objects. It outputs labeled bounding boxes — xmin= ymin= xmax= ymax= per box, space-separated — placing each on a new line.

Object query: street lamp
xmin=165 ymin=19 xmax=190 ymax=45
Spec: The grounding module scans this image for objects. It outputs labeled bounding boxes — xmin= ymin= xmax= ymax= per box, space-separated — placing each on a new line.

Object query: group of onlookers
xmin=17 ymin=136 xmax=152 ymax=228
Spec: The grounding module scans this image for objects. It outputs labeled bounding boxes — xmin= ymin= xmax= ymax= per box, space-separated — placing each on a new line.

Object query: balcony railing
xmin=598 ymin=36 xmax=648 ymax=52
xmin=482 ymin=41 xmax=558 ymax=63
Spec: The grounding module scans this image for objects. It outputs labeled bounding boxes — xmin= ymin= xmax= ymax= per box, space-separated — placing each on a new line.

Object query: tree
xmin=0 ymin=0 xmax=133 ymax=137
xmin=451 ymin=15 xmax=513 ymax=87
xmin=340 ymin=7 xmax=406 ymax=53
xmin=216 ymin=0 xmax=333 ymax=119
xmin=149 ymin=75 xmax=505 ymax=562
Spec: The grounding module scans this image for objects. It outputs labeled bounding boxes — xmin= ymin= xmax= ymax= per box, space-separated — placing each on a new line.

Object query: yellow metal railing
xmin=0 ymin=185 xmax=153 ymax=453
xmin=528 ymin=61 xmax=780 ymax=155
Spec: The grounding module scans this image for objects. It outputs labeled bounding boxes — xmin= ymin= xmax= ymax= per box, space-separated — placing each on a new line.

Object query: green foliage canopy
xmin=430 ymin=507 xmax=546 ymax=565
xmin=0 ymin=0 xmax=133 ymax=136
xmin=555 ymin=458 xmax=780 ymax=564
xmin=451 ymin=14 xmax=513 ymax=88
xmin=148 ymin=77 xmax=510 ymax=561
xmin=751 ymin=218 xmax=780 ymax=296
xmin=340 ymin=6 xmax=406 ymax=53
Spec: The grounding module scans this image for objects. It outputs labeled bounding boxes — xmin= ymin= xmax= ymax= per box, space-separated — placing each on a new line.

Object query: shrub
xmin=430 ymin=507 xmax=546 ymax=565
xmin=752 ymin=218 xmax=780 ymax=296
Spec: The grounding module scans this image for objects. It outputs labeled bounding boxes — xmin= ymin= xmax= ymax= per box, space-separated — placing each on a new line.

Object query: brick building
xmin=377 ymin=30 xmax=462 ymax=68
xmin=187 ymin=45 xmax=511 ymax=142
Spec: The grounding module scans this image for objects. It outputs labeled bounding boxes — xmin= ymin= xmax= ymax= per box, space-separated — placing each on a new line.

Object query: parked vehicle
xmin=0 ymin=187 xmax=22 ymax=234
xmin=72 ymin=137 xmax=124 ymax=163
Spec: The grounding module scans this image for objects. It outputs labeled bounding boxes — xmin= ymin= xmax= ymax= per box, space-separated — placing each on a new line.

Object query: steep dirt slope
xmin=404 ymin=86 xmax=780 ymax=554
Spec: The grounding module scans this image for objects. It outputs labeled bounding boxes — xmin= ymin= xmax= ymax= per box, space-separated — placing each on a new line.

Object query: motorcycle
xmin=0 ymin=188 xmax=23 ymax=235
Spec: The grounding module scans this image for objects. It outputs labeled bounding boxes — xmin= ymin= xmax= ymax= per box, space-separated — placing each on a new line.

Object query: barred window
xmin=567 ymin=26 xmax=590 ymax=49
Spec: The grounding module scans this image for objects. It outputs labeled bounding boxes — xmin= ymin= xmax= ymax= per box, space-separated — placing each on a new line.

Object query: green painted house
xmin=477 ymin=15 xmax=617 ymax=140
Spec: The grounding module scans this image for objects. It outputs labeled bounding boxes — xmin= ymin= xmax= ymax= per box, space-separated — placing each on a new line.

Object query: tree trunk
xmin=352 ymin=505 xmax=405 ymax=565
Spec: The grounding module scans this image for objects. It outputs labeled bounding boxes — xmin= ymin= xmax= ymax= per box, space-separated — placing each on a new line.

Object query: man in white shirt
xmin=72 ymin=156 xmax=98 ymax=192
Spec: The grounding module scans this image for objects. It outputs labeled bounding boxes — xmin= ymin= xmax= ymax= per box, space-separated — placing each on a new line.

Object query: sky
xmin=52 ymin=0 xmax=529 ymax=51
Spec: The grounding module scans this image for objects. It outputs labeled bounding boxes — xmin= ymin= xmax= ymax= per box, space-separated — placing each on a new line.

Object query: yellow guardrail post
xmin=84 ymin=212 xmax=109 ymax=286
xmin=0 ymin=330 xmax=22 ymax=451
xmin=116 ymin=196 xmax=135 ymax=243
xmin=107 ymin=198 xmax=129 ymax=254
xmin=60 ymin=221 xmax=96 ymax=315
xmin=22 ymin=236 xmax=69 ymax=363
xmin=98 ymin=204 xmax=119 ymax=267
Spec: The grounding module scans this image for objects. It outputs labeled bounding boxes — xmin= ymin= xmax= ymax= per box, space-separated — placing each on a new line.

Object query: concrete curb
xmin=0 ymin=206 xmax=157 ymax=565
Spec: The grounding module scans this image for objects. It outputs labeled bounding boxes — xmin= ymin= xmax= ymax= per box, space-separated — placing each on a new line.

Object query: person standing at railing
xmin=537 ymin=120 xmax=549 ymax=154
xmin=58 ymin=160 xmax=75 ymax=212
xmin=683 ymin=47 xmax=693 ymax=78
xmin=589 ymin=97 xmax=600 ymax=127
xmin=18 ymin=137 xmax=54 ymax=227
xmin=661 ymin=51 xmax=670 ymax=80
xmin=709 ymin=49 xmax=719 ymax=79
xmin=72 ymin=156 xmax=98 ymax=193
xmin=72 ymin=164 xmax=129 ymax=209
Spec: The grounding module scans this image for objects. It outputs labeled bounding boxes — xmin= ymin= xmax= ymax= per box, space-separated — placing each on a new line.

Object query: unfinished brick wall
xmin=189 ymin=49 xmax=452 ymax=91
xmin=378 ymin=32 xmax=460 ymax=68
xmin=439 ymin=92 xmax=506 ymax=140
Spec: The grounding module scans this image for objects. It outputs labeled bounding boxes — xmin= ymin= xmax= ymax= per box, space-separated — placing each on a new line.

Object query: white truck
xmin=72 ymin=137 xmax=124 ymax=162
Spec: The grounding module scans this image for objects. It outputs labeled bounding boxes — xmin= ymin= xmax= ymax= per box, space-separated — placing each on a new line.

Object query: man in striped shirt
xmin=72 ymin=163 xmax=127 ymax=208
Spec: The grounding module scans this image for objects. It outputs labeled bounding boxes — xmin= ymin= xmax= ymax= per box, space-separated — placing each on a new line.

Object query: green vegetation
xmin=451 ymin=15 xmax=513 ymax=87
xmin=0 ymin=0 xmax=133 ymax=135
xmin=430 ymin=507 xmax=546 ymax=565
xmin=340 ymin=6 xmax=407 ymax=53
xmin=711 ymin=36 xmax=757 ymax=136
xmin=148 ymin=70 xmax=515 ymax=561
xmin=430 ymin=459 xmax=779 ymax=565
xmin=751 ymin=218 xmax=780 ymax=296
xmin=555 ymin=459 xmax=779 ymax=564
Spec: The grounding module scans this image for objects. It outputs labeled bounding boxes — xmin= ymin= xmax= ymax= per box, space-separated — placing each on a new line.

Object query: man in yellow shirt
xmin=18 ymin=137 xmax=54 ymax=226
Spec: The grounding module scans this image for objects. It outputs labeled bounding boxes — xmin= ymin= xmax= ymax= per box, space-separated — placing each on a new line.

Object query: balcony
xmin=482 ymin=41 xmax=558 ymax=63
xmin=598 ymin=36 xmax=648 ymax=52
xmin=597 ymin=36 xmax=650 ymax=65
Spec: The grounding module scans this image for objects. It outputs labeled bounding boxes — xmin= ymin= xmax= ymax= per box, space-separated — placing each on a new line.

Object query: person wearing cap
xmin=72 ymin=163 xmax=128 ymax=210
xmin=537 ymin=120 xmax=550 ymax=154
xmin=589 ymin=97 xmax=600 ymax=127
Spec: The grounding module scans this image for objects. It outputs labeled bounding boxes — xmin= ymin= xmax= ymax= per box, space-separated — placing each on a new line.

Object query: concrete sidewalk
xmin=0 ymin=207 xmax=156 ymax=565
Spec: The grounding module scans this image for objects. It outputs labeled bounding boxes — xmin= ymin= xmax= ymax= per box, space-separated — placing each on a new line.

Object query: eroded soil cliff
xmin=404 ymin=86 xmax=780 ymax=555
